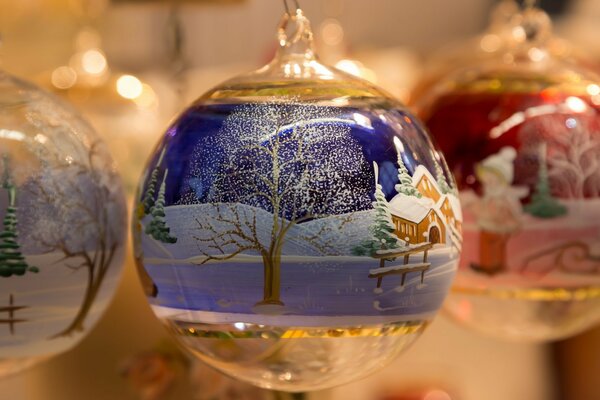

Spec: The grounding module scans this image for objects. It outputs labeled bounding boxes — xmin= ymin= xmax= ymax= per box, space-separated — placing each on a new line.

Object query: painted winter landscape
xmin=0 ymin=99 xmax=126 ymax=359
xmin=457 ymin=111 xmax=600 ymax=288
xmin=136 ymin=102 xmax=462 ymax=325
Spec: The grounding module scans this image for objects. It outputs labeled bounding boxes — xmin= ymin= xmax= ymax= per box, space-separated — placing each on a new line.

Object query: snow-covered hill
xmin=141 ymin=204 xmax=375 ymax=259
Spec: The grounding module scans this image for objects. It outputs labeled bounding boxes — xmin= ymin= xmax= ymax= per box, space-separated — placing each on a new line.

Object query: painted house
xmin=387 ymin=165 xmax=462 ymax=245
xmin=413 ymin=168 xmax=442 ymax=203
xmin=437 ymin=194 xmax=462 ymax=233
xmin=389 ymin=195 xmax=447 ymax=245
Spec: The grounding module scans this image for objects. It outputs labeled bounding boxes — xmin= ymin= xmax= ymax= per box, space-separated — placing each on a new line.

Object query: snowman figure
xmin=470 ymin=147 xmax=528 ymax=274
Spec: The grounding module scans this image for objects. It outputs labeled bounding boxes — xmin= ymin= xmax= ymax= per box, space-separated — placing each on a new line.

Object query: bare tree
xmin=24 ymin=109 xmax=126 ymax=337
xmin=539 ymin=116 xmax=600 ymax=199
xmin=191 ymin=104 xmax=371 ymax=306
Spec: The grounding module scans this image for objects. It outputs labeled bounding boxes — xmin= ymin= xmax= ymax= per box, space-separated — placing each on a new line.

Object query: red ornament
xmin=414 ymin=6 xmax=600 ymax=341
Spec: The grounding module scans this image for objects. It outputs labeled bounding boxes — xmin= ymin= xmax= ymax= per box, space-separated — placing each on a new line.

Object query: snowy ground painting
xmin=142 ymin=205 xmax=458 ymax=325
xmin=0 ymin=253 xmax=122 ymax=358
xmin=459 ymin=199 xmax=600 ymax=288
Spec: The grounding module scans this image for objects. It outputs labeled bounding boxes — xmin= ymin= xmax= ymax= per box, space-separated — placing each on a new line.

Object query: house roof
xmin=436 ymin=193 xmax=463 ymax=221
xmin=389 ymin=164 xmax=462 ymax=226
xmin=412 ymin=165 xmax=440 ymax=192
xmin=389 ymin=194 xmax=432 ymax=223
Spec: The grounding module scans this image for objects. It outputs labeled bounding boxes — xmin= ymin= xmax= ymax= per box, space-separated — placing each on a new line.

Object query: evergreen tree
xmin=525 ymin=143 xmax=567 ymax=218
xmin=142 ymin=148 xmax=166 ymax=215
xmin=393 ymin=137 xmax=421 ymax=198
xmin=433 ymin=154 xmax=452 ymax=194
xmin=145 ymin=169 xmax=177 ymax=244
xmin=143 ymin=168 xmax=159 ymax=215
xmin=0 ymin=155 xmax=38 ymax=277
xmin=353 ymin=163 xmax=405 ymax=257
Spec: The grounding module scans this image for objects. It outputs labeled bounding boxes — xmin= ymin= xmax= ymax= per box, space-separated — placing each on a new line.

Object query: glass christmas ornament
xmin=133 ymin=3 xmax=462 ymax=392
xmin=414 ymin=5 xmax=600 ymax=341
xmin=0 ymin=69 xmax=126 ymax=377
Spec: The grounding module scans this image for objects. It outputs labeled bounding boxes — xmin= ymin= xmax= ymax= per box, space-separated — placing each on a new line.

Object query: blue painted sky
xmin=141 ymin=102 xmax=448 ymax=212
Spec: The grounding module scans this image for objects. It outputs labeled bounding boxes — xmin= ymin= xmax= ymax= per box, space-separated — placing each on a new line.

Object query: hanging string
xmin=277 ymin=0 xmax=314 ymax=55
xmin=166 ymin=0 xmax=188 ymax=109
xmin=283 ymin=0 xmax=301 ymax=16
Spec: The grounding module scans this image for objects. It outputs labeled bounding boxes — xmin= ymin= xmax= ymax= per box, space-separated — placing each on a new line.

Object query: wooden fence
xmin=0 ymin=294 xmax=27 ymax=335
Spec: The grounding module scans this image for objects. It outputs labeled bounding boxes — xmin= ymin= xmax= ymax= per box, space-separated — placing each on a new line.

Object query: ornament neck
xmin=505 ymin=6 xmax=552 ymax=64
xmin=272 ymin=7 xmax=318 ymax=78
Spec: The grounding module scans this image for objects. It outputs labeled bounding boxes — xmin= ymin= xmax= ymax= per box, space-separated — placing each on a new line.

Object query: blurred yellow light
xmin=81 ymin=49 xmax=107 ymax=75
xmin=133 ymin=84 xmax=158 ymax=109
xmin=480 ymin=34 xmax=501 ymax=53
xmin=117 ymin=75 xmax=143 ymax=100
xmin=512 ymin=26 xmax=526 ymax=42
xmin=335 ymin=59 xmax=377 ymax=84
xmin=566 ymin=96 xmax=587 ymax=113
xmin=320 ymin=19 xmax=344 ymax=46
xmin=33 ymin=134 xmax=48 ymax=144
xmin=587 ymin=84 xmax=600 ymax=96
xmin=51 ymin=66 xmax=77 ymax=89
xmin=335 ymin=59 xmax=363 ymax=77
xmin=489 ymin=79 xmax=502 ymax=90
xmin=528 ymin=47 xmax=546 ymax=62
xmin=0 ymin=129 xmax=25 ymax=141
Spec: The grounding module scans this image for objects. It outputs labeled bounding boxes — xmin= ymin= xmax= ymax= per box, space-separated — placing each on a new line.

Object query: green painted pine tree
xmin=353 ymin=162 xmax=405 ymax=257
xmin=433 ymin=153 xmax=452 ymax=194
xmin=525 ymin=143 xmax=567 ymax=218
xmin=142 ymin=148 xmax=166 ymax=215
xmin=0 ymin=155 xmax=38 ymax=277
xmin=393 ymin=137 xmax=421 ymax=198
xmin=145 ymin=169 xmax=177 ymax=244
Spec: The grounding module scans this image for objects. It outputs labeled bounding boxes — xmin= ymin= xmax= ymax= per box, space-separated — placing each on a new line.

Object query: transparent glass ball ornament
xmin=0 ymin=69 xmax=127 ymax=377
xmin=414 ymin=6 xmax=600 ymax=342
xmin=133 ymin=5 xmax=463 ymax=392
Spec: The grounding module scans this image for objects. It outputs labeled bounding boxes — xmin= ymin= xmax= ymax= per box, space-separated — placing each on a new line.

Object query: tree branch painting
xmin=189 ymin=103 xmax=372 ymax=306
xmin=23 ymin=115 xmax=126 ymax=337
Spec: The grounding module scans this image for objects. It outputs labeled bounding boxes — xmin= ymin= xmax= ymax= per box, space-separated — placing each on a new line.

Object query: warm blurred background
xmin=1 ymin=0 xmax=600 ymax=399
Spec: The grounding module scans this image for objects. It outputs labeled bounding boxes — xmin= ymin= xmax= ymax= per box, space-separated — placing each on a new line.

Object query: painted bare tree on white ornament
xmin=24 ymin=107 xmax=125 ymax=337
xmin=542 ymin=116 xmax=600 ymax=199
xmin=517 ymin=114 xmax=600 ymax=274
